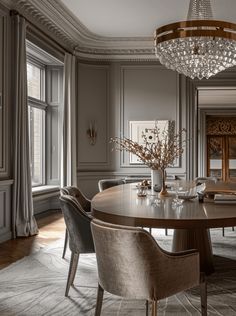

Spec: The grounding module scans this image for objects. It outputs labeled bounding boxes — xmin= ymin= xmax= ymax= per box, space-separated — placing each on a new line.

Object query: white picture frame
xmin=129 ymin=120 xmax=172 ymax=164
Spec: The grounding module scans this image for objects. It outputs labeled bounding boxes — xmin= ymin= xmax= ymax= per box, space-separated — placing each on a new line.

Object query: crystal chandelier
xmin=154 ymin=0 xmax=236 ymax=80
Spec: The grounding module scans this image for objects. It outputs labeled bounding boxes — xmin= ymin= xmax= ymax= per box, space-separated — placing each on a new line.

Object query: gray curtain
xmin=12 ymin=15 xmax=38 ymax=237
xmin=61 ymin=53 xmax=77 ymax=187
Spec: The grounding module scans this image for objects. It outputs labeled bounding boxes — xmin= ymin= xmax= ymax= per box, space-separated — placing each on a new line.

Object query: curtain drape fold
xmin=61 ymin=53 xmax=77 ymax=187
xmin=12 ymin=15 xmax=38 ymax=237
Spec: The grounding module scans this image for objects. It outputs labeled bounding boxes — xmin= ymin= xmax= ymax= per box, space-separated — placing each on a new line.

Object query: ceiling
xmin=9 ymin=0 xmax=236 ymax=60
xmin=60 ymin=0 xmax=236 ymax=38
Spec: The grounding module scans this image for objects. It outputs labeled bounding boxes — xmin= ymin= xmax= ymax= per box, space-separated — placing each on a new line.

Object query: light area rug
xmin=0 ymin=228 xmax=236 ymax=316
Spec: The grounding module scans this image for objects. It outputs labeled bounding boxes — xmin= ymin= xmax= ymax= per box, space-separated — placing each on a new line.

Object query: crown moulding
xmin=3 ymin=0 xmax=155 ymax=60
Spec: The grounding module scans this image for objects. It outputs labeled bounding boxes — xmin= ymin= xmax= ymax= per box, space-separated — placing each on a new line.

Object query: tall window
xmin=27 ymin=61 xmax=46 ymax=186
xmin=27 ymin=42 xmax=63 ymax=187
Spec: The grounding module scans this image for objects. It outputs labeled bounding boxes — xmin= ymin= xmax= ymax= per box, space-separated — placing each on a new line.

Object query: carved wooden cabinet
xmin=207 ymin=117 xmax=236 ymax=181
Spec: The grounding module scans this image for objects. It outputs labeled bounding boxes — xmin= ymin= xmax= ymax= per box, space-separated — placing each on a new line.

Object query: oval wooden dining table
xmin=91 ymin=183 xmax=236 ymax=275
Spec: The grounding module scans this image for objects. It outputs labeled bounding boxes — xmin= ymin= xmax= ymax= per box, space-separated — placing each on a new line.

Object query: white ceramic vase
xmin=151 ymin=169 xmax=162 ymax=189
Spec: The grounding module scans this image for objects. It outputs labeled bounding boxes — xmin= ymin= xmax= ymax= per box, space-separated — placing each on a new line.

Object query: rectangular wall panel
xmin=77 ymin=64 xmax=109 ymax=168
xmin=0 ymin=191 xmax=6 ymax=229
xmin=0 ymin=182 xmax=12 ymax=242
xmin=119 ymin=65 xmax=183 ymax=174
xmin=121 ymin=65 xmax=179 ymax=131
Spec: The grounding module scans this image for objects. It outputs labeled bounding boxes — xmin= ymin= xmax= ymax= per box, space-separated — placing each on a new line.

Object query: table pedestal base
xmin=172 ymin=228 xmax=214 ymax=276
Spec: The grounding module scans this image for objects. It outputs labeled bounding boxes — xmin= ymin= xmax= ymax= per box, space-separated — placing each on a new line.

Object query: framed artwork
xmin=129 ymin=120 xmax=174 ymax=164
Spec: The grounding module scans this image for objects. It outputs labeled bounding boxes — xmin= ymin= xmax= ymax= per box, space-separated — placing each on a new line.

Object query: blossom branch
xmin=110 ymin=123 xmax=186 ymax=170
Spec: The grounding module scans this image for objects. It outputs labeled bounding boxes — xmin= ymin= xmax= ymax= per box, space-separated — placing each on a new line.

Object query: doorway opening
xmin=206 ymin=116 xmax=236 ymax=181
xmin=197 ymin=88 xmax=236 ymax=179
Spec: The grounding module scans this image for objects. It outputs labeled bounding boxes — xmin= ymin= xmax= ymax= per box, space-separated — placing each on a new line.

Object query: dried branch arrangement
xmin=111 ymin=122 xmax=186 ymax=171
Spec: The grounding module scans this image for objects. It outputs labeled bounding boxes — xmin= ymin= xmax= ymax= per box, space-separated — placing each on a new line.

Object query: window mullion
xmin=42 ymin=109 xmax=46 ymax=185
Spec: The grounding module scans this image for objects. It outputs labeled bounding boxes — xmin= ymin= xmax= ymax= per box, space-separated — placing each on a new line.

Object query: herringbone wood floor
xmin=0 ymin=210 xmax=65 ymax=270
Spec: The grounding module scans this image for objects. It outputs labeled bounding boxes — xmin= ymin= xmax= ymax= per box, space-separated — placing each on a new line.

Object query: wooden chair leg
xmin=71 ymin=253 xmax=80 ymax=285
xmin=95 ymin=283 xmax=104 ymax=316
xmin=151 ymin=300 xmax=158 ymax=316
xmin=200 ymin=275 xmax=207 ymax=316
xmin=222 ymin=227 xmax=225 ymax=237
xmin=232 ymin=227 xmax=235 ymax=231
xmin=65 ymin=252 xmax=79 ymax=297
xmin=149 ymin=228 xmax=152 ymax=234
xmin=165 ymin=228 xmax=168 ymax=236
xmin=62 ymin=229 xmax=68 ymax=259
xmin=145 ymin=300 xmax=149 ymax=316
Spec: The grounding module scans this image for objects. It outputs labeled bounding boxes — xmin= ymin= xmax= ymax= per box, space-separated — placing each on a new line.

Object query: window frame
xmin=27 ymin=58 xmax=47 ymax=187
xmin=27 ymin=56 xmax=46 ymax=103
xmin=26 ymin=40 xmax=63 ymax=189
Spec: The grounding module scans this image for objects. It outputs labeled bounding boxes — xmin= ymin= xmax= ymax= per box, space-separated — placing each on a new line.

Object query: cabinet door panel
xmin=207 ymin=136 xmax=223 ymax=179
xmin=228 ymin=137 xmax=236 ymax=181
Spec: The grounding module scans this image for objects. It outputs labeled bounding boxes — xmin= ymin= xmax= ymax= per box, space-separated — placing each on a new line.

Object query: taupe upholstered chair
xmin=59 ymin=194 xmax=94 ymax=296
xmin=98 ymin=178 xmax=154 ymax=234
xmin=195 ymin=176 xmax=218 ymax=185
xmin=91 ymin=219 xmax=207 ymax=316
xmin=60 ymin=186 xmax=91 ymax=258
xmin=195 ymin=177 xmax=234 ymax=236
xmin=98 ymin=178 xmax=125 ymax=192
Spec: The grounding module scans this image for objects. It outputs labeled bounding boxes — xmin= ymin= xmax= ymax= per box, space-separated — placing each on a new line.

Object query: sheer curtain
xmin=61 ymin=53 xmax=77 ymax=187
xmin=12 ymin=14 xmax=38 ymax=237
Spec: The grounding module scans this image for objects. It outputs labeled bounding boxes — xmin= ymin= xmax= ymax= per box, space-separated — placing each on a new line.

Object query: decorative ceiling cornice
xmin=3 ymin=0 xmax=155 ymax=60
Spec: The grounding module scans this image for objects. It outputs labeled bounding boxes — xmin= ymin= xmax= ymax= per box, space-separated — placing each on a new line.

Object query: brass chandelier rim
xmin=155 ymin=20 xmax=236 ymax=45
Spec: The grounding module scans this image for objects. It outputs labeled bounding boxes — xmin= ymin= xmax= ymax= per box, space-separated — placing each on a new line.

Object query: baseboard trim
xmin=0 ymin=231 xmax=12 ymax=243
xmin=33 ymin=196 xmax=60 ymax=215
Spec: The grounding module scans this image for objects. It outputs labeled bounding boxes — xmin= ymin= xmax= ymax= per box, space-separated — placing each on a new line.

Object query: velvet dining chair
xmin=59 ymin=194 xmax=94 ymax=296
xmin=195 ymin=177 xmax=235 ymax=236
xmin=60 ymin=186 xmax=91 ymax=259
xmin=98 ymin=178 xmax=155 ymax=235
xmin=98 ymin=178 xmax=126 ymax=192
xmin=91 ymin=219 xmax=207 ymax=316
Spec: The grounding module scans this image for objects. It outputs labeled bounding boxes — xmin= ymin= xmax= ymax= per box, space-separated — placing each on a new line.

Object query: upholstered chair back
xmin=60 ymin=186 xmax=91 ymax=212
xmin=195 ymin=177 xmax=218 ymax=185
xmin=98 ymin=179 xmax=125 ymax=192
xmin=91 ymin=219 xmax=200 ymax=301
xmin=60 ymin=195 xmax=94 ymax=254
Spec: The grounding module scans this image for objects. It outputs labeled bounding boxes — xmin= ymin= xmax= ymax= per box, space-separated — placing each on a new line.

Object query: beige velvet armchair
xmin=59 ymin=194 xmax=94 ymax=296
xmin=91 ymin=219 xmax=207 ymax=316
xmin=60 ymin=186 xmax=91 ymax=259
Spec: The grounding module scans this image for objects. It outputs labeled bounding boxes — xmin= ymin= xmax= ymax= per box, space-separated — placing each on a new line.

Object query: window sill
xmin=32 ymin=185 xmax=60 ymax=197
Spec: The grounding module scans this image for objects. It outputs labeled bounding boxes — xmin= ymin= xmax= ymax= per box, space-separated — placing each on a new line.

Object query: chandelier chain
xmin=187 ymin=0 xmax=213 ymax=20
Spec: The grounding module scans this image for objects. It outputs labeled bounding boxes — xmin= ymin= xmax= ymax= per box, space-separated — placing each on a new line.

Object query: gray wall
xmin=77 ymin=62 xmax=187 ymax=198
xmin=76 ymin=62 xmax=236 ymax=199
xmin=77 ymin=63 xmax=110 ymax=170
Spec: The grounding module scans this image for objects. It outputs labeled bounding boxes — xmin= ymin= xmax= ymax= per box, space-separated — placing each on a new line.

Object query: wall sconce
xmin=86 ymin=121 xmax=97 ymax=145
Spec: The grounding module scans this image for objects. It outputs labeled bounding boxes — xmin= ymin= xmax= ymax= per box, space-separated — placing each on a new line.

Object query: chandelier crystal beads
xmin=154 ymin=0 xmax=236 ymax=80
